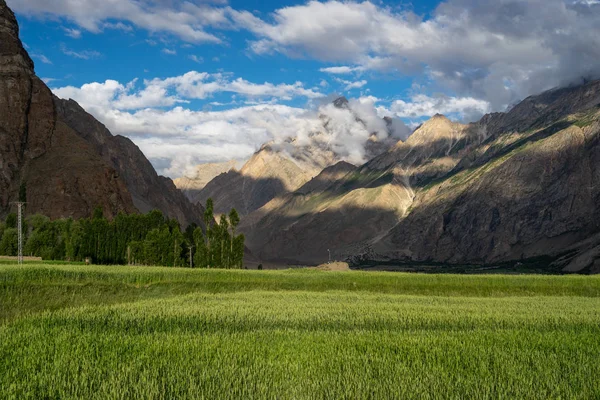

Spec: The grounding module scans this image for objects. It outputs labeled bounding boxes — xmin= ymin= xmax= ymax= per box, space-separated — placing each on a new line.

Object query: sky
xmin=9 ymin=0 xmax=600 ymax=177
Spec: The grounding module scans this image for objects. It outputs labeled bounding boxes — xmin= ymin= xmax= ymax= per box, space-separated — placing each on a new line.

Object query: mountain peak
xmin=431 ymin=113 xmax=449 ymax=120
xmin=407 ymin=113 xmax=464 ymax=145
xmin=333 ymin=96 xmax=350 ymax=109
xmin=0 ymin=0 xmax=34 ymax=75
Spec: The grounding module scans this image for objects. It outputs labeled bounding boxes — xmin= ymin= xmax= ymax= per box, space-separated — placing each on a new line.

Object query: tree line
xmin=0 ymin=199 xmax=244 ymax=268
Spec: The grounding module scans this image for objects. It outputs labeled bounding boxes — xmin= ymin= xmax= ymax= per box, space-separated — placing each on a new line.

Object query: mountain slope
xmin=174 ymin=160 xmax=245 ymax=202
xmin=0 ymin=0 xmax=202 ymax=225
xmin=242 ymin=80 xmax=600 ymax=271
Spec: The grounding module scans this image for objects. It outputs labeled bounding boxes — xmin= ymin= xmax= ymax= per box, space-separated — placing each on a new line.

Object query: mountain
xmin=241 ymin=80 xmax=600 ymax=272
xmin=174 ymin=160 xmax=245 ymax=202
xmin=179 ymin=96 xmax=400 ymax=217
xmin=0 ymin=0 xmax=203 ymax=226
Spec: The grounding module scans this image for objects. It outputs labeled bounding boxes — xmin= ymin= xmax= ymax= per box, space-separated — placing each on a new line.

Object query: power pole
xmin=11 ymin=202 xmax=26 ymax=265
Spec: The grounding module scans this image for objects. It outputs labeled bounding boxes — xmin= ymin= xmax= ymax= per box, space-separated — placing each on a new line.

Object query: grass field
xmin=1 ymin=264 xmax=600 ymax=399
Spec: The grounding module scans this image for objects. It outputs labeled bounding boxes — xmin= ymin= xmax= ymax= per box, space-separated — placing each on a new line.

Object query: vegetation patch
xmin=1 ymin=264 xmax=600 ymax=399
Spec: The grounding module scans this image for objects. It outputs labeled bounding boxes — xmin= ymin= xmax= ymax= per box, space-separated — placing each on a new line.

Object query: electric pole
xmin=11 ymin=202 xmax=26 ymax=265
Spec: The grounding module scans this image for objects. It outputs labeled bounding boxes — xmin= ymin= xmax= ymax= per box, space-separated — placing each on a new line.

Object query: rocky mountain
xmin=174 ymin=160 xmax=245 ymax=202
xmin=241 ymin=80 xmax=600 ymax=272
xmin=0 ymin=0 xmax=203 ymax=226
xmin=179 ymin=96 xmax=400 ymax=217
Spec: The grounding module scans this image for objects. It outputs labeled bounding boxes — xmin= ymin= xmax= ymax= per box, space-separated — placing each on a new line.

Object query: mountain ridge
xmin=239 ymin=80 xmax=600 ymax=272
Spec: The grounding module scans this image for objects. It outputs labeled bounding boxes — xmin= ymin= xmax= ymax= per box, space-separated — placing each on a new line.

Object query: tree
xmin=204 ymin=199 xmax=214 ymax=267
xmin=5 ymin=213 xmax=17 ymax=229
xmin=217 ymin=214 xmax=229 ymax=268
xmin=228 ymin=208 xmax=240 ymax=268
xmin=232 ymin=234 xmax=245 ymax=269
xmin=193 ymin=227 xmax=208 ymax=268
xmin=0 ymin=228 xmax=18 ymax=256
xmin=92 ymin=206 xmax=104 ymax=220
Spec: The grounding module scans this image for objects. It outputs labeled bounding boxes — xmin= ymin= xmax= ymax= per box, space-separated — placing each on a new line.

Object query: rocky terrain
xmin=0 ymin=0 xmax=203 ymax=226
xmin=240 ymin=81 xmax=600 ymax=272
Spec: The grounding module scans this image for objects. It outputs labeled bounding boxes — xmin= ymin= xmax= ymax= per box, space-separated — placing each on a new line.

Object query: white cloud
xmin=232 ymin=0 xmax=600 ymax=110
xmin=52 ymin=71 xmax=325 ymax=112
xmin=31 ymin=53 xmax=52 ymax=64
xmin=8 ymin=0 xmax=227 ymax=43
xmin=102 ymin=22 xmax=134 ymax=32
xmin=378 ymin=94 xmax=491 ymax=122
xmin=63 ymin=27 xmax=82 ymax=38
xmin=139 ymin=71 xmax=325 ymax=101
xmin=60 ymin=44 xmax=101 ymax=60
xmin=162 ymin=48 xmax=177 ymax=55
xmin=188 ymin=55 xmax=203 ymax=63
xmin=343 ymin=80 xmax=367 ymax=91
xmin=51 ymin=74 xmax=407 ymax=177
xmin=320 ymin=66 xmax=364 ymax=74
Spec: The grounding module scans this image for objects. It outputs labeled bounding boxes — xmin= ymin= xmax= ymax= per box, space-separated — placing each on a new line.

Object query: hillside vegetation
xmin=1 ymin=264 xmax=600 ymax=399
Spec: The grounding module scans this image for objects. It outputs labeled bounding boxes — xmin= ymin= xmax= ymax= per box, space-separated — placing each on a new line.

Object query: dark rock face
xmin=54 ymin=99 xmax=204 ymax=226
xmin=0 ymin=0 xmax=202 ymax=225
xmin=0 ymin=0 xmax=136 ymax=219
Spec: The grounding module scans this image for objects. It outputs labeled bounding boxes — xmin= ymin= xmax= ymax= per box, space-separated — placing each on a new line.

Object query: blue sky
xmin=9 ymin=0 xmax=600 ymax=176
xmin=17 ymin=1 xmax=439 ymax=111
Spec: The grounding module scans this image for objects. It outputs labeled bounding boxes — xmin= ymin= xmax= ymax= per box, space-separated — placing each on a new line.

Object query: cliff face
xmin=0 ymin=0 xmax=202 ymax=225
xmin=0 ymin=0 xmax=136 ymax=219
xmin=242 ymin=80 xmax=600 ymax=271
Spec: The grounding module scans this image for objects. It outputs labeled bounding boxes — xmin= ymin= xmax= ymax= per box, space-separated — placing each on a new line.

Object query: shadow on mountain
xmin=193 ymin=169 xmax=289 ymax=215
xmin=241 ymin=204 xmax=401 ymax=266
xmin=363 ymin=126 xmax=600 ymax=273
xmin=412 ymin=119 xmax=576 ymax=190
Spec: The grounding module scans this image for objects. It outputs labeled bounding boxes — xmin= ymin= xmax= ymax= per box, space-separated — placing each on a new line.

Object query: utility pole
xmin=11 ymin=202 xmax=26 ymax=265
xmin=328 ymin=249 xmax=331 ymax=264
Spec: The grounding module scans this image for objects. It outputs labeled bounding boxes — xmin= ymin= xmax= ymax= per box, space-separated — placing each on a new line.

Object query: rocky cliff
xmin=0 ymin=0 xmax=202 ymax=225
xmin=241 ymin=81 xmax=600 ymax=272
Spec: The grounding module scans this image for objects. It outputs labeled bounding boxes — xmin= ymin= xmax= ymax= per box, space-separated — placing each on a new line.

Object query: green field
xmin=1 ymin=264 xmax=600 ymax=399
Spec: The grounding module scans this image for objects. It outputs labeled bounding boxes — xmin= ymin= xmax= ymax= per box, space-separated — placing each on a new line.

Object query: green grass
xmin=1 ymin=264 xmax=600 ymax=399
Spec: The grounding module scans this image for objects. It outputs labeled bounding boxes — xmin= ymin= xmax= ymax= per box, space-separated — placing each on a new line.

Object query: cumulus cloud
xmin=341 ymin=79 xmax=368 ymax=91
xmin=51 ymin=73 xmax=408 ymax=177
xmin=53 ymin=71 xmax=325 ymax=111
xmin=233 ymin=0 xmax=600 ymax=110
xmin=320 ymin=66 xmax=365 ymax=74
xmin=388 ymin=94 xmax=491 ymax=122
xmin=13 ymin=0 xmax=600 ymax=112
xmin=8 ymin=0 xmax=228 ymax=43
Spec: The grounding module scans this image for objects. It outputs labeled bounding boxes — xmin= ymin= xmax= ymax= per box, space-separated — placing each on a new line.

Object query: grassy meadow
xmin=1 ymin=264 xmax=600 ymax=399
